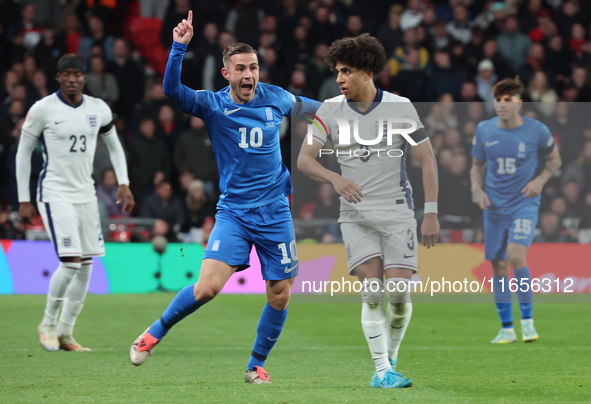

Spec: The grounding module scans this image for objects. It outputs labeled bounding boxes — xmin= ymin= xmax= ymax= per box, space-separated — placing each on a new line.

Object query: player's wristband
xmin=424 ymin=202 xmax=438 ymax=214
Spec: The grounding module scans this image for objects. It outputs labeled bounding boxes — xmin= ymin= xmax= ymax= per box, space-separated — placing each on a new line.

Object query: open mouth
xmin=340 ymin=87 xmax=348 ymax=94
xmin=241 ymin=83 xmax=253 ymax=93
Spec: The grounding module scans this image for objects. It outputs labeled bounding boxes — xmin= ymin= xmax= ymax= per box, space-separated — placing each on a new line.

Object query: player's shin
xmin=361 ymin=278 xmax=389 ymax=379
xmin=246 ymin=303 xmax=288 ymax=370
xmin=493 ymin=276 xmax=513 ymax=328
xmin=149 ymin=284 xmax=204 ymax=340
xmin=513 ymin=266 xmax=533 ymax=319
xmin=41 ymin=262 xmax=80 ymax=326
xmin=56 ymin=260 xmax=92 ymax=337
xmin=385 ymin=278 xmax=413 ymax=365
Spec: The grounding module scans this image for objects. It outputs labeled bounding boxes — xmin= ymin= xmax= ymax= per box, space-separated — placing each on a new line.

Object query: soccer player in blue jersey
xmin=129 ymin=11 xmax=318 ymax=383
xmin=470 ymin=77 xmax=561 ymax=344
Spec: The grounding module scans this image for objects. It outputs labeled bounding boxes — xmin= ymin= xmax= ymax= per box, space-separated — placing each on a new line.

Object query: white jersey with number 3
xmin=22 ymin=92 xmax=113 ymax=204
xmin=311 ymin=90 xmax=427 ymax=211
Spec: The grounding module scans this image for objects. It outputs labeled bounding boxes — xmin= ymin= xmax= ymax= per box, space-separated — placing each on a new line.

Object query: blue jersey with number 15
xmin=471 ymin=116 xmax=555 ymax=216
xmin=163 ymin=41 xmax=319 ymax=209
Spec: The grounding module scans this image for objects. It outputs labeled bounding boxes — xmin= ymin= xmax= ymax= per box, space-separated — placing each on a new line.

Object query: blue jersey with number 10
xmin=471 ymin=116 xmax=555 ymax=216
xmin=164 ymin=41 xmax=318 ymax=209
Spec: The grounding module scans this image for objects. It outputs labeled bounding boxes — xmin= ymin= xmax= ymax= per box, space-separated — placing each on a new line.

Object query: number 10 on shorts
xmin=278 ymin=241 xmax=298 ymax=264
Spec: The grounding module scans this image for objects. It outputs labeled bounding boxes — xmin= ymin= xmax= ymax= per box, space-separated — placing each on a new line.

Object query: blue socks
xmin=513 ymin=266 xmax=533 ymax=320
xmin=493 ymin=276 xmax=513 ymax=328
xmin=149 ymin=284 xmax=204 ymax=340
xmin=247 ymin=303 xmax=288 ymax=370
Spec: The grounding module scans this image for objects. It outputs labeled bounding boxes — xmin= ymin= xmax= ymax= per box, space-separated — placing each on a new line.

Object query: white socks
xmin=361 ymin=278 xmax=390 ymax=379
xmin=57 ymin=260 xmax=92 ymax=337
xmin=41 ymin=262 xmax=80 ymax=326
xmin=385 ymin=278 xmax=413 ymax=362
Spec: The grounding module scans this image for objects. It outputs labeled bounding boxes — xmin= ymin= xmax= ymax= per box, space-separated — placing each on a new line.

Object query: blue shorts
xmin=204 ymin=197 xmax=298 ymax=281
xmin=484 ymin=205 xmax=539 ymax=261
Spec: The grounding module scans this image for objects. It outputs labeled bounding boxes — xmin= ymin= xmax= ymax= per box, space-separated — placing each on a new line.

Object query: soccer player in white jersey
xmin=16 ymin=54 xmax=134 ymax=351
xmin=298 ymin=34 xmax=439 ymax=389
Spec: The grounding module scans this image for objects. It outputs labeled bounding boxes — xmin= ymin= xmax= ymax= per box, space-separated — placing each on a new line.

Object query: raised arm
xmin=297 ymin=138 xmax=363 ymax=204
xmin=162 ymin=11 xmax=198 ymax=113
xmin=470 ymin=157 xmax=491 ymax=210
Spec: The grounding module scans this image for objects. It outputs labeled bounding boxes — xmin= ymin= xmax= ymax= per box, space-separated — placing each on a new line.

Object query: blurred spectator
xmin=174 ymin=116 xmax=218 ymax=188
xmin=569 ymin=23 xmax=586 ymax=59
xmin=225 ymin=0 xmax=264 ymax=46
xmin=578 ymin=192 xmax=591 ymax=243
xmin=8 ymin=4 xmax=42 ymax=51
xmin=518 ymin=43 xmax=553 ymax=90
xmin=86 ymin=55 xmax=119 ymax=105
xmin=455 ymin=81 xmax=483 ymax=103
xmin=526 ymin=71 xmax=557 ymax=117
xmin=545 ymin=36 xmax=574 ymax=85
xmin=571 ymin=67 xmax=591 ymax=102
xmin=482 ymin=39 xmax=513 ymax=79
xmin=96 ymin=168 xmax=131 ymax=217
xmin=141 ymin=181 xmax=185 ymax=235
xmin=518 ymin=0 xmax=544 ymax=34
xmin=473 ymin=1 xmax=496 ymax=30
xmin=496 ymin=15 xmax=532 ymax=73
xmin=427 ymin=51 xmax=465 ymax=100
xmin=378 ymin=5 xmax=404 ymax=58
xmin=393 ymin=49 xmax=429 ymax=102
xmin=140 ymin=0 xmax=169 ymax=19
xmin=344 ymin=15 xmax=364 ymax=38
xmin=137 ymin=81 xmax=168 ymax=123
xmin=400 ymin=0 xmax=425 ymax=31
xmin=176 ymin=168 xmax=195 ymax=201
xmin=182 ymin=179 xmax=215 ymax=232
xmin=58 ymin=12 xmax=81 ymax=55
xmin=262 ymin=48 xmax=288 ymax=88
xmin=78 ymin=15 xmax=115 ymax=61
xmin=388 ymin=28 xmax=430 ymax=77
xmin=483 ymin=2 xmax=507 ymax=40
xmin=546 ymin=102 xmax=584 ymax=164
xmin=106 ymin=39 xmax=144 ymax=120
xmin=161 ymin=0 xmax=202 ymax=50
xmin=527 ymin=9 xmax=552 ymax=44
xmin=286 ymin=70 xmax=314 ymax=99
xmin=555 ymin=0 xmax=589 ymax=41
xmin=155 ymin=104 xmax=181 ymax=154
xmin=33 ymin=22 xmax=64 ymax=82
xmin=430 ymin=19 xmax=452 ymax=51
xmin=129 ymin=117 xmax=170 ymax=199
xmin=202 ymin=31 xmax=233 ymax=92
xmin=312 ymin=183 xmax=339 ymax=219
xmin=447 ymin=5 xmax=472 ymax=44
xmin=439 ymin=153 xmax=475 ymax=229
xmin=533 ymin=212 xmax=570 ymax=242
xmin=0 ymin=0 xmax=20 ymax=45
xmin=476 ymin=59 xmax=497 ymax=103
xmin=284 ymin=25 xmax=312 ymax=70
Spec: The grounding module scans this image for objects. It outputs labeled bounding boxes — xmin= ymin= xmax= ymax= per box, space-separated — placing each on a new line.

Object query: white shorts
xmin=339 ymin=209 xmax=418 ymax=275
xmin=38 ymin=200 xmax=105 ymax=258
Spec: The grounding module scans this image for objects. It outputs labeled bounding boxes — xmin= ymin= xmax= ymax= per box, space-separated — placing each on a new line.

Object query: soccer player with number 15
xmin=470 ymin=77 xmax=561 ymax=344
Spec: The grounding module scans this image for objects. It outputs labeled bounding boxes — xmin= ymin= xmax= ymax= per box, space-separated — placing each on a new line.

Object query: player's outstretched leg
xmin=130 ymin=283 xmax=204 ymax=365
xmin=491 ymin=262 xmax=516 ymax=343
xmin=56 ymin=259 xmax=92 ymax=351
xmin=39 ymin=261 xmax=81 ymax=351
xmin=245 ymin=279 xmax=291 ymax=384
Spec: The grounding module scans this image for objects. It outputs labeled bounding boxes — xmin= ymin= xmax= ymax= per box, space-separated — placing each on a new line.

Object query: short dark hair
xmin=324 ymin=34 xmax=387 ymax=75
xmin=222 ymin=42 xmax=258 ymax=66
xmin=493 ymin=76 xmax=524 ymax=98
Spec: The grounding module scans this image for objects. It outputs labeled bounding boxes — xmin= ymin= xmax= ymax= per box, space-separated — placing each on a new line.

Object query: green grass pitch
xmin=1 ymin=294 xmax=589 ymax=403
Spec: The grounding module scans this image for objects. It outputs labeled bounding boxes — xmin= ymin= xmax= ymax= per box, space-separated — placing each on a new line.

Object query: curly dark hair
xmin=324 ymin=34 xmax=387 ymax=75
xmin=493 ymin=76 xmax=524 ymax=98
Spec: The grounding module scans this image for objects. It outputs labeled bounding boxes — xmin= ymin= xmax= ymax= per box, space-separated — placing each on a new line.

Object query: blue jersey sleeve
xmin=163 ymin=41 xmax=215 ymax=119
xmin=471 ymin=122 xmax=486 ymax=161
xmin=537 ymin=122 xmax=554 ymax=156
xmin=278 ymin=89 xmax=320 ymax=116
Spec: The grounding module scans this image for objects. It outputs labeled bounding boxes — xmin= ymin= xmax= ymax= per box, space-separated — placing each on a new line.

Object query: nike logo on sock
xmin=369 ymin=334 xmax=382 ymax=339
xmin=391 ymin=325 xmax=404 ymax=329
xmin=267 ymin=337 xmax=278 ymax=341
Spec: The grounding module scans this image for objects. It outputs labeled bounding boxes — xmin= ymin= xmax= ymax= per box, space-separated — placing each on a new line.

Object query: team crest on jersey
xmin=25 ymin=112 xmax=33 ymax=125
xmin=87 ymin=115 xmax=97 ymax=128
xmin=265 ymin=107 xmax=273 ymax=121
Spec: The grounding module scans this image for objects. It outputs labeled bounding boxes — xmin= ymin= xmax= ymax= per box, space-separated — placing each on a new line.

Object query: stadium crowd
xmin=0 ymin=0 xmax=590 ymax=244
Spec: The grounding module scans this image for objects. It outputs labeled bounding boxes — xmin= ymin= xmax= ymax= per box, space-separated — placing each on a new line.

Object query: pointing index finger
xmin=188 ymin=10 xmax=192 ymax=25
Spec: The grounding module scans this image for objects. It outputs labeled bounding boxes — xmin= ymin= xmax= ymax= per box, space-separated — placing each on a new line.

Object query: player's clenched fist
xmin=331 ymin=175 xmax=364 ymax=204
xmin=173 ymin=10 xmax=194 ymax=45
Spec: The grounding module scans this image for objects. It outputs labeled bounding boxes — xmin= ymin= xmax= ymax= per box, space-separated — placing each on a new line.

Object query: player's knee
xmin=268 ymin=292 xmax=290 ymax=310
xmin=361 ymin=278 xmax=384 ymax=309
xmin=507 ymin=252 xmax=526 ymax=270
xmin=193 ymin=284 xmax=220 ymax=303
xmin=492 ymin=260 xmax=509 ymax=277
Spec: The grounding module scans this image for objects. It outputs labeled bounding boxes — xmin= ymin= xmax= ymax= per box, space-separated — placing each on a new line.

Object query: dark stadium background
xmin=0 ymin=0 xmax=590 ymax=245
